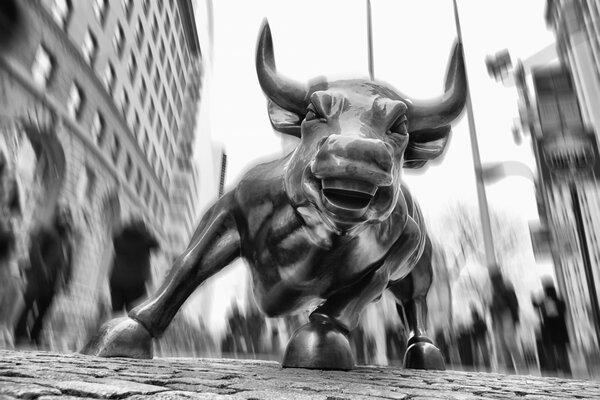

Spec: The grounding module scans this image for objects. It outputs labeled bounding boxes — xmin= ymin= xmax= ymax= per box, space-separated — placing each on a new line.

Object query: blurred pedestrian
xmin=14 ymin=206 xmax=73 ymax=346
xmin=0 ymin=148 xmax=22 ymax=347
xmin=533 ymin=279 xmax=570 ymax=376
xmin=470 ymin=306 xmax=490 ymax=370
xmin=108 ymin=218 xmax=159 ymax=314
xmin=489 ymin=269 xmax=525 ymax=374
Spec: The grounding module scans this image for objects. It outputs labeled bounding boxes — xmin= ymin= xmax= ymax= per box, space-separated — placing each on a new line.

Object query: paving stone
xmin=126 ymin=391 xmax=237 ymax=399
xmin=55 ymin=379 xmax=167 ymax=398
xmin=0 ymin=349 xmax=599 ymax=399
xmin=0 ymin=381 xmax=61 ymax=398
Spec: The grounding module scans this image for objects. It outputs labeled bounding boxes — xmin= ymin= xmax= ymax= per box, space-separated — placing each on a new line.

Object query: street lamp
xmin=452 ymin=0 xmax=499 ymax=273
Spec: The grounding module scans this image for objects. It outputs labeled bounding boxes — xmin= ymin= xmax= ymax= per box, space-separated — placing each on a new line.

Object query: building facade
xmin=530 ymin=65 xmax=600 ymax=352
xmin=547 ymin=0 xmax=600 ymax=136
xmin=544 ymin=0 xmax=600 ymax=352
xmin=0 ymin=0 xmax=203 ymax=350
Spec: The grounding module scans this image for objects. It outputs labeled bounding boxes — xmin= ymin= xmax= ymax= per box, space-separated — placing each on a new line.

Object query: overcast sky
xmin=192 ymin=0 xmax=557 ymax=334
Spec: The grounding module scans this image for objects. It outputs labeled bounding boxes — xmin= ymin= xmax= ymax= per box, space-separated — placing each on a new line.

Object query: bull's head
xmin=257 ymin=21 xmax=466 ymax=232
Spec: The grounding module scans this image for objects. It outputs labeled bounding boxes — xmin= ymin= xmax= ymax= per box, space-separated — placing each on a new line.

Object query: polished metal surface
xmin=81 ymin=317 xmax=153 ymax=359
xmin=282 ymin=320 xmax=354 ymax=370
xmin=83 ymin=20 xmax=467 ymax=371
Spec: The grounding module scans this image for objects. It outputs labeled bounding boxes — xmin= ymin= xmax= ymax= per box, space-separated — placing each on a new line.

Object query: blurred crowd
xmin=0 ymin=139 xmax=594 ymax=379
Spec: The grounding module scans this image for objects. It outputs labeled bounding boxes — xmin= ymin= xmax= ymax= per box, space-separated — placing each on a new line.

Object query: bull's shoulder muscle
xmin=234 ymin=156 xmax=289 ymax=209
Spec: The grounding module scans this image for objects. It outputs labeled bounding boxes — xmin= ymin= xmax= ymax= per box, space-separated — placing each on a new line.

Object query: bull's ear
xmin=403 ymin=125 xmax=451 ymax=169
xmin=268 ymin=101 xmax=302 ymax=138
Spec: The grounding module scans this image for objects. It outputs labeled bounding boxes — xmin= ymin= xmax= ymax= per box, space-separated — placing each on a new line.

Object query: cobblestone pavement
xmin=1 ymin=350 xmax=599 ymax=399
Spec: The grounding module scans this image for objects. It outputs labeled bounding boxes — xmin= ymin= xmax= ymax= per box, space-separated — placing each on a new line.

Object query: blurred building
xmin=0 ymin=0 xmax=204 ymax=348
xmin=530 ymin=65 xmax=600 ymax=352
xmin=544 ymin=0 xmax=600 ymax=352
xmin=166 ymin=55 xmax=203 ymax=259
xmin=546 ymin=0 xmax=600 ymax=133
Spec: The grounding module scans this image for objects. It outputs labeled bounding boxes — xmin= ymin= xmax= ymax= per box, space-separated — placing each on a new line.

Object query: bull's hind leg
xmin=388 ymin=238 xmax=445 ymax=370
xmin=282 ymin=268 xmax=390 ymax=370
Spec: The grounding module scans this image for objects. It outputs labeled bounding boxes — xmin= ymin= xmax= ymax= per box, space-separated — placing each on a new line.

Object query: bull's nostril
xmin=316 ymin=137 xmax=328 ymax=149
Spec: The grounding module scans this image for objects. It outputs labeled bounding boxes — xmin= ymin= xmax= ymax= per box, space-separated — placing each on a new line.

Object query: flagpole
xmin=452 ymin=0 xmax=498 ymax=272
xmin=367 ymin=0 xmax=374 ymax=80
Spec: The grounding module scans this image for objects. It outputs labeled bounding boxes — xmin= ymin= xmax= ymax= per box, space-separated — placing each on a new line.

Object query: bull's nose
xmin=311 ymin=136 xmax=394 ymax=186
xmin=326 ymin=136 xmax=393 ymax=172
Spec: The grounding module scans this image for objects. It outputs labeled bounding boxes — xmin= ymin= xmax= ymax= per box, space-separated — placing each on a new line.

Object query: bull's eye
xmin=387 ymin=114 xmax=408 ymax=136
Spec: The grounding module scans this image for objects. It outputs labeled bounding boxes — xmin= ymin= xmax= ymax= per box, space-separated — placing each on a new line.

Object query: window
xmin=159 ymin=40 xmax=165 ymax=62
xmin=113 ymin=22 xmax=125 ymax=56
xmin=122 ymin=0 xmax=133 ymax=20
xmin=102 ymin=62 xmax=115 ymax=94
xmin=136 ymin=170 xmax=143 ymax=192
xmin=149 ymin=99 xmax=155 ymax=123
xmin=167 ymin=105 xmax=173 ymax=128
xmin=139 ymin=79 xmax=147 ymax=105
xmin=141 ymin=128 xmax=148 ymax=151
xmin=67 ymin=83 xmax=83 ymax=119
xmin=132 ymin=111 xmax=140 ymax=133
xmin=31 ymin=45 xmax=54 ymax=88
xmin=91 ymin=112 xmax=104 ymax=143
xmin=153 ymin=70 xmax=160 ymax=92
xmin=111 ymin=136 xmax=121 ymax=163
xmin=144 ymin=181 xmax=150 ymax=200
xmin=127 ymin=52 xmax=138 ymax=80
xmin=151 ymin=15 xmax=159 ymax=40
xmin=124 ymin=153 xmax=133 ymax=180
xmin=145 ymin=46 xmax=153 ymax=72
xmin=119 ymin=89 xmax=130 ymax=115
xmin=51 ymin=0 xmax=71 ymax=28
xmin=93 ymin=0 xmax=108 ymax=24
xmin=134 ymin=18 xmax=144 ymax=47
xmin=142 ymin=0 xmax=150 ymax=15
xmin=166 ymin=62 xmax=173 ymax=87
xmin=160 ymin=87 xmax=167 ymax=109
xmin=81 ymin=29 xmax=97 ymax=64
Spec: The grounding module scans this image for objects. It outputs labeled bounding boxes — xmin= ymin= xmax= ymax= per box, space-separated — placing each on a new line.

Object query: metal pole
xmin=452 ymin=0 xmax=497 ymax=270
xmin=367 ymin=0 xmax=374 ymax=80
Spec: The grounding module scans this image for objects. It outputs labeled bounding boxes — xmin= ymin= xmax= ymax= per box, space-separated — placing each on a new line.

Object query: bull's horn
xmin=256 ymin=20 xmax=308 ymax=115
xmin=406 ymin=41 xmax=467 ymax=132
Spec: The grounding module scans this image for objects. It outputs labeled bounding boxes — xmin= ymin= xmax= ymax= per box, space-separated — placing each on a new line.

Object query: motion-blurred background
xmin=1 ymin=0 xmax=599 ymax=380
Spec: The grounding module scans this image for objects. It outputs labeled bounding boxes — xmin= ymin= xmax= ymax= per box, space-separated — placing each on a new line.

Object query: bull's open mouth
xmin=321 ymin=178 xmax=377 ymax=218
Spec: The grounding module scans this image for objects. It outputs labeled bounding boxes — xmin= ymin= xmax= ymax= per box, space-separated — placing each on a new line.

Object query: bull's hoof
xmin=80 ymin=317 xmax=153 ymax=359
xmin=282 ymin=320 xmax=354 ymax=370
xmin=403 ymin=339 xmax=445 ymax=370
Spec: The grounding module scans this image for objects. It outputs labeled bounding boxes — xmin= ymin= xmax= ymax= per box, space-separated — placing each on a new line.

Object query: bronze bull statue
xmin=83 ymin=21 xmax=467 ymax=370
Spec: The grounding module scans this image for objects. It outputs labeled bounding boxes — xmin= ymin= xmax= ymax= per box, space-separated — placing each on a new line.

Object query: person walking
xmin=0 ymin=148 xmax=22 ymax=347
xmin=14 ymin=206 xmax=73 ymax=346
xmin=489 ymin=269 xmax=525 ymax=374
xmin=108 ymin=218 xmax=159 ymax=314
xmin=533 ymin=280 xmax=571 ymax=376
xmin=470 ymin=306 xmax=491 ymax=370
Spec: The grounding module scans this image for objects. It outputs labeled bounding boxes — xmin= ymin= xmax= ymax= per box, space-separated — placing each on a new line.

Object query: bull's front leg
xmin=388 ymin=237 xmax=445 ymax=370
xmin=282 ymin=219 xmax=421 ymax=370
xmin=282 ymin=268 xmax=390 ymax=370
xmin=82 ymin=191 xmax=241 ymax=358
